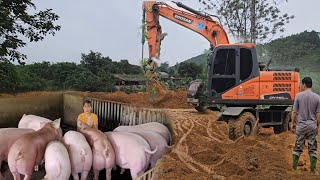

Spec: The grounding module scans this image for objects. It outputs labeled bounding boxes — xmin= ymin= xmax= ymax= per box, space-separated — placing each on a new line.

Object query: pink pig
xmin=79 ymin=126 xmax=115 ymax=180
xmin=44 ymin=141 xmax=71 ymax=180
xmin=18 ymin=114 xmax=63 ymax=140
xmin=62 ymin=131 xmax=92 ymax=180
xmin=8 ymin=119 xmax=61 ymax=180
xmin=113 ymin=122 xmax=172 ymax=145
xmin=130 ymin=131 xmax=171 ymax=167
xmin=0 ymin=128 xmax=34 ymax=180
xmin=104 ymin=132 xmax=158 ymax=179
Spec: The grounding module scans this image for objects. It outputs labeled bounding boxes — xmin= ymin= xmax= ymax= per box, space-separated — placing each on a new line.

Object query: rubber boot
xmin=293 ymin=154 xmax=299 ymax=171
xmin=310 ymin=155 xmax=319 ymax=176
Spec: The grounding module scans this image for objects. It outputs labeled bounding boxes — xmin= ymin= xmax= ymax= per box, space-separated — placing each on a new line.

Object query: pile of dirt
xmin=154 ymin=109 xmax=320 ymax=180
xmin=67 ymin=88 xmax=192 ymax=109
xmin=0 ymin=91 xmax=62 ymax=98
xmin=0 ymin=89 xmax=193 ymax=109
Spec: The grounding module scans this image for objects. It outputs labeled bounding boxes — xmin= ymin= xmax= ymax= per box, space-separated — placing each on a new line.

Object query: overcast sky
xmin=20 ymin=0 xmax=320 ymax=66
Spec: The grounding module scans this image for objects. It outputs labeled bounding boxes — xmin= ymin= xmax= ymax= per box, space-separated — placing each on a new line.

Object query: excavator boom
xmin=143 ymin=1 xmax=229 ymax=60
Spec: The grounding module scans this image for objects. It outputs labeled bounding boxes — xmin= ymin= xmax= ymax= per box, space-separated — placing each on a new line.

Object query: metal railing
xmin=135 ymin=167 xmax=155 ymax=180
xmin=85 ymin=97 xmax=167 ymax=131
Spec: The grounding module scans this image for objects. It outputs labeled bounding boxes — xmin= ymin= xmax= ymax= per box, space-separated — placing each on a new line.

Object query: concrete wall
xmin=63 ymin=94 xmax=84 ymax=127
xmin=0 ymin=93 xmax=63 ymax=128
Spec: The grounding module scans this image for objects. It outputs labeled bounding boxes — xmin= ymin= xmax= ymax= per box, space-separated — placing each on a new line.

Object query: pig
xmin=79 ymin=124 xmax=115 ymax=180
xmin=62 ymin=131 xmax=92 ymax=180
xmin=130 ymin=131 xmax=171 ymax=167
xmin=8 ymin=119 xmax=61 ymax=180
xmin=104 ymin=132 xmax=158 ymax=179
xmin=0 ymin=128 xmax=35 ymax=180
xmin=113 ymin=122 xmax=172 ymax=145
xmin=44 ymin=141 xmax=71 ymax=180
xmin=18 ymin=114 xmax=63 ymax=140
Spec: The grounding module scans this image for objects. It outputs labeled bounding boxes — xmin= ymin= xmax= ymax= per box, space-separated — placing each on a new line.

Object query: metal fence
xmin=135 ymin=167 xmax=155 ymax=180
xmin=85 ymin=97 xmax=167 ymax=131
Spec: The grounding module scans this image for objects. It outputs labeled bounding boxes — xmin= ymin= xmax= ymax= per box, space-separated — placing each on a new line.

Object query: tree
xmin=64 ymin=68 xmax=101 ymax=91
xmin=51 ymin=62 xmax=79 ymax=89
xmin=16 ymin=66 xmax=49 ymax=91
xmin=178 ymin=62 xmax=202 ymax=79
xmin=257 ymin=31 xmax=320 ymax=65
xmin=80 ymin=51 xmax=107 ymax=74
xmin=0 ymin=60 xmax=19 ymax=93
xmin=199 ymin=0 xmax=294 ymax=43
xmin=0 ymin=0 xmax=60 ymax=64
xmin=158 ymin=61 xmax=169 ymax=73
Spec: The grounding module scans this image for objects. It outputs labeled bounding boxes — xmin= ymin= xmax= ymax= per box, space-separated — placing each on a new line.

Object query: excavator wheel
xmin=195 ymin=106 xmax=206 ymax=113
xmin=228 ymin=112 xmax=258 ymax=140
xmin=274 ymin=112 xmax=291 ymax=134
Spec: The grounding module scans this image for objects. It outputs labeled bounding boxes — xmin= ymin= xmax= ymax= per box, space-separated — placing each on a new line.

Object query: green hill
xmin=181 ymin=30 xmax=320 ymax=93
xmin=184 ymin=53 xmax=207 ymax=67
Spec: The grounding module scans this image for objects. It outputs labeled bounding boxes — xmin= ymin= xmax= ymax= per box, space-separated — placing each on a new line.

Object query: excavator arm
xmin=143 ymin=1 xmax=229 ymax=60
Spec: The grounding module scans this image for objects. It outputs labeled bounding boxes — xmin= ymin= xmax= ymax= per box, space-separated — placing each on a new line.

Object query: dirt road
xmin=154 ymin=109 xmax=319 ymax=180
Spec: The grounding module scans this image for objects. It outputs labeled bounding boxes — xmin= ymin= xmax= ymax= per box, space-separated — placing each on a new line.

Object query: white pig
xmin=131 ymin=131 xmax=171 ymax=167
xmin=0 ymin=128 xmax=34 ymax=180
xmin=44 ymin=141 xmax=71 ymax=180
xmin=79 ymin=125 xmax=115 ymax=180
xmin=104 ymin=132 xmax=158 ymax=179
xmin=62 ymin=131 xmax=92 ymax=180
xmin=18 ymin=114 xmax=63 ymax=140
xmin=113 ymin=122 xmax=172 ymax=145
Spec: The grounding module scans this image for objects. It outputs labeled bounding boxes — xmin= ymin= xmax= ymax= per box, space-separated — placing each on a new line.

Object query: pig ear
xmin=53 ymin=118 xmax=61 ymax=129
xmin=40 ymin=122 xmax=47 ymax=128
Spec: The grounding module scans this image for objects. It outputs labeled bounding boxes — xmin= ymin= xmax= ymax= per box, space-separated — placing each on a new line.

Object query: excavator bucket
xmin=146 ymin=71 xmax=170 ymax=103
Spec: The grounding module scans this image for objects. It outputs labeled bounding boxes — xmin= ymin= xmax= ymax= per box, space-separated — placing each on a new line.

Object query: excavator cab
xmin=208 ymin=44 xmax=259 ymax=102
xmin=188 ymin=44 xmax=258 ymax=108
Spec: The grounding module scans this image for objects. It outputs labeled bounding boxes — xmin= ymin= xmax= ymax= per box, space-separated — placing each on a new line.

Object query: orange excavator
xmin=142 ymin=1 xmax=300 ymax=140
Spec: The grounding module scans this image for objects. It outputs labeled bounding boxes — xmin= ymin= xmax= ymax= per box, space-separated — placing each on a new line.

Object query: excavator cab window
xmin=213 ymin=49 xmax=236 ymax=75
xmin=210 ymin=48 xmax=237 ymax=94
xmin=240 ymin=48 xmax=253 ymax=81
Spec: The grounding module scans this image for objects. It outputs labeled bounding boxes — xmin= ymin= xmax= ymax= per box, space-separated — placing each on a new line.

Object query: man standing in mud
xmin=292 ymin=77 xmax=320 ymax=175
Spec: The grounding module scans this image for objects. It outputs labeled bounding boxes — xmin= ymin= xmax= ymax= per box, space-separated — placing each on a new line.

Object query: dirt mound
xmin=154 ymin=109 xmax=320 ymax=180
xmin=0 ymin=91 xmax=62 ymax=98
xmin=66 ymin=88 xmax=192 ymax=109
xmin=0 ymin=89 xmax=193 ymax=109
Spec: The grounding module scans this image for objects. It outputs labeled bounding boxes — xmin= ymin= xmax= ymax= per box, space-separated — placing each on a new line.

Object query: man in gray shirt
xmin=292 ymin=77 xmax=320 ymax=175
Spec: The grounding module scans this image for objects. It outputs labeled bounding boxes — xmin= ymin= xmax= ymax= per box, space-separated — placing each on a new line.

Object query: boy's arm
xmin=77 ymin=114 xmax=84 ymax=131
xmin=77 ymin=118 xmax=82 ymax=131
xmin=292 ymin=95 xmax=299 ymax=130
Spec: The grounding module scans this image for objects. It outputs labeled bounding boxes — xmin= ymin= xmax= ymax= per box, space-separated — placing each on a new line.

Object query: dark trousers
xmin=293 ymin=128 xmax=318 ymax=158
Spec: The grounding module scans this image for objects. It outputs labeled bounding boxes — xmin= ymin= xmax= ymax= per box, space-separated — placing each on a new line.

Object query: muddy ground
xmin=154 ymin=109 xmax=319 ymax=180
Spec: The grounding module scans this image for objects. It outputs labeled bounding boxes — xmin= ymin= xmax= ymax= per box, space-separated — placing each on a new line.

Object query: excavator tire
xmin=274 ymin=112 xmax=291 ymax=134
xmin=228 ymin=112 xmax=258 ymax=140
xmin=195 ymin=106 xmax=206 ymax=113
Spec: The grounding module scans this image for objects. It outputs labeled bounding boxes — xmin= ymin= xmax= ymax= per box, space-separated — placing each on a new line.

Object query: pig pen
xmin=0 ymin=93 xmax=170 ymax=180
